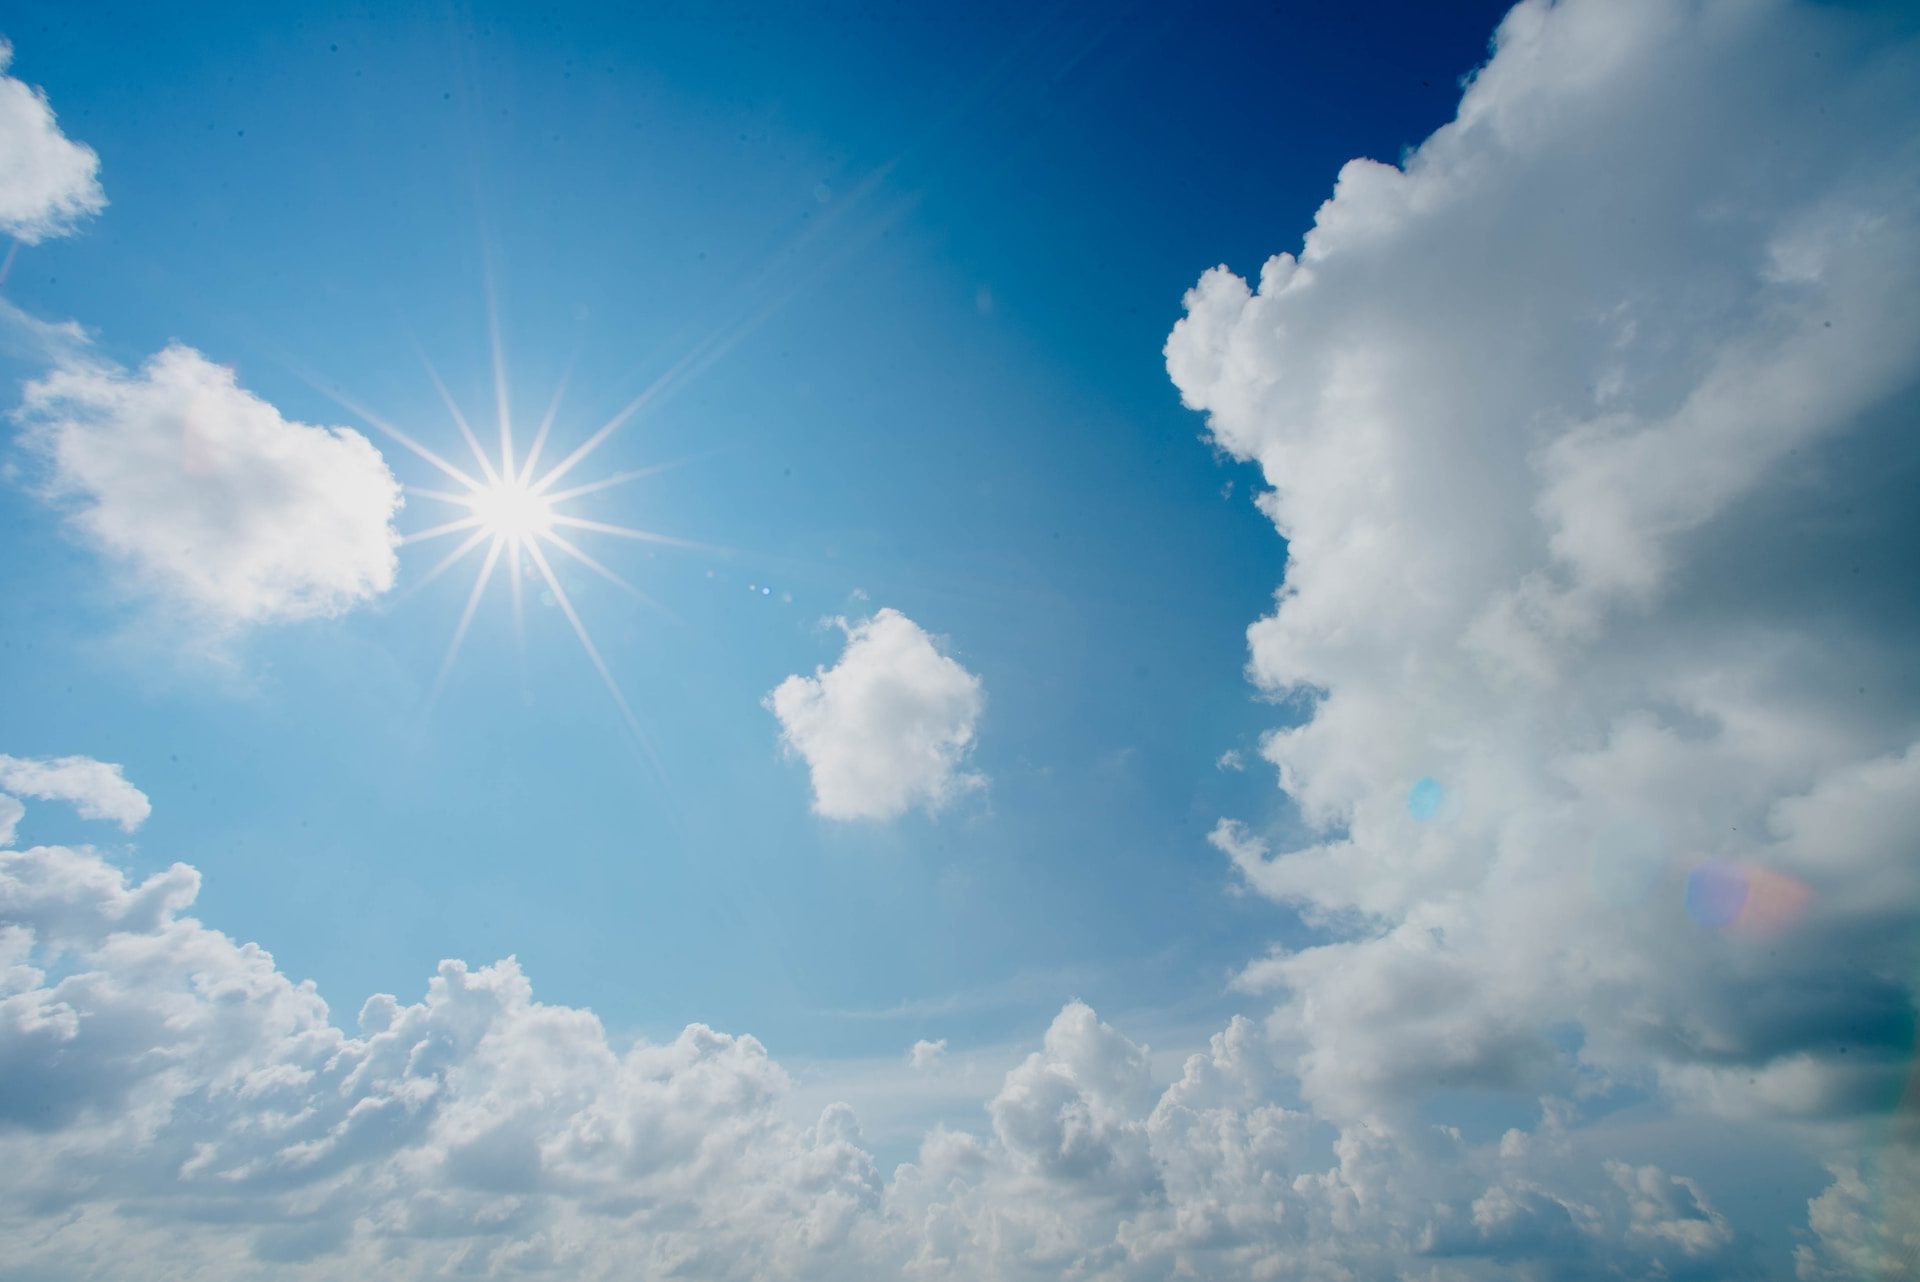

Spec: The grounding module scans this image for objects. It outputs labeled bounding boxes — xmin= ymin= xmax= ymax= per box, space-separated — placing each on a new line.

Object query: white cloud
xmin=766 ymin=609 xmax=984 ymax=820
xmin=0 ymin=826 xmax=891 ymax=1279
xmin=0 ymin=819 xmax=1754 ymax=1279
xmin=907 ymin=1038 xmax=947 ymax=1071
xmin=1167 ymin=0 xmax=1920 ymax=1254
xmin=0 ymin=754 xmax=149 ymax=831
xmin=1607 ymin=1160 xmax=1733 ymax=1259
xmin=0 ymin=39 xmax=104 ymax=243
xmin=15 ymin=344 xmax=402 ymax=627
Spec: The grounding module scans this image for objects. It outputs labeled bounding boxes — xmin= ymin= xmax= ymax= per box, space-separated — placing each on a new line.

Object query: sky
xmin=1 ymin=1 xmax=1917 ymax=1279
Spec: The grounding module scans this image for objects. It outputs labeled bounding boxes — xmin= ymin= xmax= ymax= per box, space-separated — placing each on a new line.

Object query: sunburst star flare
xmin=395 ymin=363 xmax=686 ymax=760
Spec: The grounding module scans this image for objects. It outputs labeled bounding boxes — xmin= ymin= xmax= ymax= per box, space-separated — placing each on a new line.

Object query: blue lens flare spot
xmin=1407 ymin=777 xmax=1446 ymax=821
xmin=1685 ymin=860 xmax=1749 ymax=928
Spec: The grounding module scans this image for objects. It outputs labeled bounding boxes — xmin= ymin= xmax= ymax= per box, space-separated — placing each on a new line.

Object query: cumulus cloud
xmin=1167 ymin=0 xmax=1920 ymax=1257
xmin=0 ymin=754 xmax=149 ymax=831
xmin=15 ymin=344 xmax=403 ymax=626
xmin=907 ymin=1038 xmax=947 ymax=1071
xmin=0 ymin=800 xmax=1757 ymax=1279
xmin=0 ymin=794 xmax=890 ymax=1279
xmin=766 ymin=609 xmax=984 ymax=820
xmin=0 ymin=39 xmax=104 ymax=242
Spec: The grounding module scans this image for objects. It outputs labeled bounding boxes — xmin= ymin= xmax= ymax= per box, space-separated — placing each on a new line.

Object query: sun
xmin=468 ymin=475 xmax=556 ymax=543
xmin=339 ymin=347 xmax=699 ymax=762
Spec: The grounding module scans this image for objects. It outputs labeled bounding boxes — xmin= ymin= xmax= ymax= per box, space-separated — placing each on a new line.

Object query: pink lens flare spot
xmin=1684 ymin=859 xmax=1812 ymax=932
xmin=1733 ymin=864 xmax=1813 ymax=933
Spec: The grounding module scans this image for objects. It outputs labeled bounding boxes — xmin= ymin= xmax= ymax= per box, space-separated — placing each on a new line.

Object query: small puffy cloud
xmin=907 ymin=1038 xmax=947 ymax=1070
xmin=766 ymin=609 xmax=984 ymax=820
xmin=15 ymin=344 xmax=402 ymax=627
xmin=0 ymin=39 xmax=104 ymax=243
xmin=0 ymin=754 xmax=149 ymax=831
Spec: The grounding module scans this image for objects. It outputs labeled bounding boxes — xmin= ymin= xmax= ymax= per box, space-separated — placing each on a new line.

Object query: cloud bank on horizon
xmin=0 ymin=779 xmax=1795 ymax=1281
xmin=2 ymin=0 xmax=1918 ymax=1279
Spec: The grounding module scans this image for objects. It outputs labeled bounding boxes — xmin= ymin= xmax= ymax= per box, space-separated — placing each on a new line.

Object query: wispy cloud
xmin=0 ymin=753 xmax=149 ymax=831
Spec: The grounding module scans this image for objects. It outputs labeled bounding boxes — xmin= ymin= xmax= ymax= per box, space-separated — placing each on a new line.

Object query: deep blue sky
xmin=0 ymin=0 xmax=1513 ymax=1061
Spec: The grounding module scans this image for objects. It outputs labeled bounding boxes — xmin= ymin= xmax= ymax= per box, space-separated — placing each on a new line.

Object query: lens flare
xmin=1407 ymin=776 xmax=1446 ymax=821
xmin=1684 ymin=859 xmax=1812 ymax=932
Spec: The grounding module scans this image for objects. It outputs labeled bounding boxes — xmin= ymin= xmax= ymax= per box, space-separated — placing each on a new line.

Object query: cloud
xmin=0 ymin=754 xmax=149 ymax=831
xmin=0 ymin=814 xmax=891 ymax=1278
xmin=1 ymin=802 xmax=1764 ymax=1279
xmin=14 ymin=344 xmax=403 ymax=627
xmin=1167 ymin=0 xmax=1920 ymax=1255
xmin=0 ymin=39 xmax=104 ymax=243
xmin=766 ymin=609 xmax=984 ymax=820
xmin=907 ymin=1038 xmax=947 ymax=1071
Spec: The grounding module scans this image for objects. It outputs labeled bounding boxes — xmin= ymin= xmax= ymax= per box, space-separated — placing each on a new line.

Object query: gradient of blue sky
xmin=0 ymin=0 xmax=1507 ymax=1054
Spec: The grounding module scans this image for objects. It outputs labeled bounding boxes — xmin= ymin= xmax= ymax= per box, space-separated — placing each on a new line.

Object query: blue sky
xmin=2 ymin=2 xmax=1918 ymax=1278
xmin=0 ymin=0 xmax=1509 ymax=1055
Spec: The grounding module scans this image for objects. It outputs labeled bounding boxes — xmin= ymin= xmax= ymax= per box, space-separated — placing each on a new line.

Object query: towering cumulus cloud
xmin=1168 ymin=0 xmax=1920 ymax=1274
xmin=0 ymin=38 xmax=105 ymax=242
xmin=16 ymin=345 xmax=403 ymax=627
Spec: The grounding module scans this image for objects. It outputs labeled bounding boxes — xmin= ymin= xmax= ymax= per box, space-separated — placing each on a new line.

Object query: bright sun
xmin=468 ymin=476 xmax=556 ymax=543
xmin=360 ymin=353 xmax=696 ymax=754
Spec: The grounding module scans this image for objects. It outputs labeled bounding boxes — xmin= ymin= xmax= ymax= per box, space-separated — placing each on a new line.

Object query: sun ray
xmin=402 ymin=525 xmax=492 ymax=602
xmin=524 ymin=540 xmax=661 ymax=770
xmin=406 ymin=485 xmax=476 ymax=506
xmin=508 ymin=537 xmax=527 ymax=652
xmin=485 ymin=256 xmax=514 ymax=480
xmin=546 ymin=513 xmax=717 ymax=552
xmin=401 ymin=514 xmax=485 ymax=545
xmin=539 ymin=456 xmax=703 ymax=505
xmin=416 ymin=347 xmax=501 ymax=487
xmin=527 ymin=354 xmax=689 ymax=497
xmin=544 ymin=529 xmax=679 ymax=623
xmin=326 ymin=385 xmax=484 ymax=492
xmin=434 ymin=535 xmax=505 ymax=697
xmin=517 ymin=360 xmax=575 ymax=487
